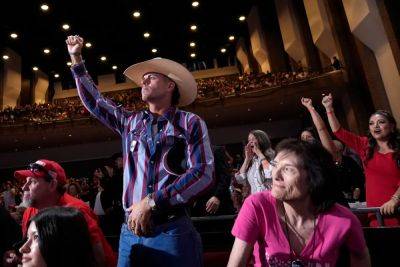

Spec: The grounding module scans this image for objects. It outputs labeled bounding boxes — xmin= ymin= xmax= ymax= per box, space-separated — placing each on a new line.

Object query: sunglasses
xmin=29 ymin=163 xmax=54 ymax=182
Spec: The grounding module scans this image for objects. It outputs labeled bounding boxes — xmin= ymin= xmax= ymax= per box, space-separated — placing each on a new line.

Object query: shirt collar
xmin=142 ymin=106 xmax=177 ymax=122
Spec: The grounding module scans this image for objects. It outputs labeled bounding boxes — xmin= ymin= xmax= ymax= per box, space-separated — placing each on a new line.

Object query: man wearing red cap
xmin=14 ymin=159 xmax=117 ymax=267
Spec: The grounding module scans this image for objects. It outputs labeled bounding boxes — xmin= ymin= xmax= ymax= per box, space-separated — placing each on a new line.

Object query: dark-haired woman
xmin=19 ymin=207 xmax=95 ymax=267
xmin=322 ymin=93 xmax=400 ymax=226
xmin=228 ymin=139 xmax=370 ymax=266
xmin=235 ymin=130 xmax=275 ymax=194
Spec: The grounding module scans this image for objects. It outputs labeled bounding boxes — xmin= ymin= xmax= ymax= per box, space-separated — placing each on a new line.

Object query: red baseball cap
xmin=14 ymin=159 xmax=67 ymax=186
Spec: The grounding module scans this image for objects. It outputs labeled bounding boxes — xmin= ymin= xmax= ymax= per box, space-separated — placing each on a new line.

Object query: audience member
xmin=228 ymin=139 xmax=370 ymax=266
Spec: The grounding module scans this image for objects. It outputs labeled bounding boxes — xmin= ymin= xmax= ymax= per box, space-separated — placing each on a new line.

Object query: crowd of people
xmin=0 ymin=34 xmax=397 ymax=266
xmin=0 ymin=69 xmax=322 ymax=126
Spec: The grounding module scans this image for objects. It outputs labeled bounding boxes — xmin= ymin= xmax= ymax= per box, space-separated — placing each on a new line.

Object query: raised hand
xmin=301 ymin=97 xmax=313 ymax=109
xmin=65 ymin=35 xmax=84 ymax=55
xmin=322 ymin=93 xmax=333 ymax=111
xmin=244 ymin=142 xmax=254 ymax=160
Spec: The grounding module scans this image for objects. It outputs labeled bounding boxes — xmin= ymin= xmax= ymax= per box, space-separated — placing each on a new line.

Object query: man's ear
xmin=49 ymin=179 xmax=58 ymax=192
xmin=167 ymin=81 xmax=176 ymax=92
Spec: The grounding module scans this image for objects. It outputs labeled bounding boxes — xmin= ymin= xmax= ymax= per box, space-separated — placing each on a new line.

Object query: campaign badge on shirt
xmin=130 ymin=140 xmax=137 ymax=152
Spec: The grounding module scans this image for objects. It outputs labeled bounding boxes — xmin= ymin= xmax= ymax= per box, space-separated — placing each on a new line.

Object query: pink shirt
xmin=232 ymin=191 xmax=366 ymax=266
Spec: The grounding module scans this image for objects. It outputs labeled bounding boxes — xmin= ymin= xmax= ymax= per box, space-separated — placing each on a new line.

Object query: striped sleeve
xmin=71 ymin=62 xmax=129 ymax=135
xmin=154 ymin=115 xmax=215 ymax=208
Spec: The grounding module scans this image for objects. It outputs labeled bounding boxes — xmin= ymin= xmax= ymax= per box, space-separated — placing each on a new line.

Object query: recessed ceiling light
xmin=100 ymin=56 xmax=107 ymax=61
xmin=190 ymin=25 xmax=197 ymax=31
xmin=66 ymin=62 xmax=72 ymax=66
xmin=43 ymin=48 xmax=50 ymax=54
xmin=221 ymin=48 xmax=227 ymax=53
xmin=2 ymin=55 xmax=10 ymax=60
xmin=192 ymin=1 xmax=199 ymax=7
xmin=190 ymin=53 xmax=196 ymax=58
xmin=151 ymin=48 xmax=158 ymax=53
xmin=189 ymin=42 xmax=196 ymax=47
xmin=229 ymin=35 xmax=235 ymax=41
xmin=143 ymin=32 xmax=150 ymax=38
xmin=10 ymin=33 xmax=18 ymax=39
xmin=62 ymin=24 xmax=70 ymax=30
xmin=239 ymin=16 xmax=246 ymax=21
xmin=112 ymin=65 xmax=117 ymax=70
xmin=85 ymin=42 xmax=92 ymax=48
xmin=40 ymin=4 xmax=49 ymax=11
xmin=32 ymin=66 xmax=39 ymax=71
xmin=54 ymin=74 xmax=60 ymax=78
xmin=133 ymin=11 xmax=141 ymax=18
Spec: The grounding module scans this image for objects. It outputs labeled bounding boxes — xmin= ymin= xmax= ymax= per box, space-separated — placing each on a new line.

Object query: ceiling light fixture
xmin=2 ymin=55 xmax=10 ymax=60
xmin=100 ymin=56 xmax=107 ymax=61
xmin=112 ymin=65 xmax=117 ymax=70
xmin=239 ymin=16 xmax=246 ymax=21
xmin=190 ymin=53 xmax=196 ymax=58
xmin=85 ymin=42 xmax=92 ymax=48
xmin=66 ymin=62 xmax=72 ymax=66
xmin=133 ymin=11 xmax=141 ymax=18
xmin=229 ymin=35 xmax=235 ymax=41
xmin=40 ymin=4 xmax=49 ymax=11
xmin=220 ymin=48 xmax=226 ymax=53
xmin=143 ymin=32 xmax=150 ymax=38
xmin=62 ymin=24 xmax=70 ymax=30
xmin=192 ymin=1 xmax=199 ymax=7
xmin=189 ymin=42 xmax=196 ymax=47
xmin=190 ymin=25 xmax=197 ymax=31
xmin=54 ymin=74 xmax=60 ymax=78
xmin=43 ymin=48 xmax=50 ymax=54
xmin=151 ymin=48 xmax=158 ymax=53
xmin=10 ymin=33 xmax=18 ymax=39
xmin=32 ymin=66 xmax=39 ymax=71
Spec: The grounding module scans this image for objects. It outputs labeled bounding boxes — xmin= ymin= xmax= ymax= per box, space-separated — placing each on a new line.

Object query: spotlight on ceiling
xmin=221 ymin=48 xmax=227 ymax=53
xmin=151 ymin=48 xmax=158 ymax=53
xmin=85 ymin=42 xmax=92 ymax=48
xmin=62 ymin=24 xmax=70 ymax=30
xmin=32 ymin=66 xmax=39 ymax=71
xmin=189 ymin=42 xmax=196 ymax=47
xmin=239 ymin=16 xmax=246 ymax=21
xmin=229 ymin=35 xmax=235 ymax=41
xmin=2 ymin=55 xmax=10 ymax=60
xmin=190 ymin=25 xmax=197 ymax=31
xmin=66 ymin=62 xmax=72 ymax=66
xmin=54 ymin=73 xmax=60 ymax=78
xmin=40 ymin=4 xmax=49 ymax=11
xmin=133 ymin=11 xmax=141 ymax=18
xmin=100 ymin=56 xmax=107 ymax=61
xmin=192 ymin=1 xmax=199 ymax=7
xmin=190 ymin=53 xmax=196 ymax=58
xmin=143 ymin=32 xmax=150 ymax=38
xmin=10 ymin=33 xmax=18 ymax=39
xmin=112 ymin=65 xmax=117 ymax=70
xmin=43 ymin=48 xmax=51 ymax=54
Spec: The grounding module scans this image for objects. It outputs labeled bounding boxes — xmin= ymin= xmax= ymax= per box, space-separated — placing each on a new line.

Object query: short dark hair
xmin=29 ymin=207 xmax=95 ymax=267
xmin=171 ymin=84 xmax=180 ymax=106
xmin=275 ymin=138 xmax=339 ymax=213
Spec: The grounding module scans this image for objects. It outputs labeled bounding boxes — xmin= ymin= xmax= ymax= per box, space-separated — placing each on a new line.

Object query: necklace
xmin=282 ymin=204 xmax=316 ymax=267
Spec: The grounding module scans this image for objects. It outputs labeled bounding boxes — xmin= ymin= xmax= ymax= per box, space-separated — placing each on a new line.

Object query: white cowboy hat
xmin=123 ymin=57 xmax=197 ymax=106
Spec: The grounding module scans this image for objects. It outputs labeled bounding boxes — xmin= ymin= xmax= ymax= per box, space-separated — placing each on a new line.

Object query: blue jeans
xmin=118 ymin=216 xmax=203 ymax=267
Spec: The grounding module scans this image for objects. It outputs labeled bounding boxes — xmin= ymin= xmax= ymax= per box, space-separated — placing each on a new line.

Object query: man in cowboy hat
xmin=66 ymin=35 xmax=214 ymax=267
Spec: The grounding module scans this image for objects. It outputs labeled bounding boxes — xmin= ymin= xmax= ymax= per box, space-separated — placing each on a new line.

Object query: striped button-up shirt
xmin=71 ymin=63 xmax=214 ymax=211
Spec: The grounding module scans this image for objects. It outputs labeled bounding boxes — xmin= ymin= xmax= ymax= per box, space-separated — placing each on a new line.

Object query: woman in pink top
xmin=228 ymin=139 xmax=370 ymax=267
xmin=322 ymin=94 xmax=400 ymax=226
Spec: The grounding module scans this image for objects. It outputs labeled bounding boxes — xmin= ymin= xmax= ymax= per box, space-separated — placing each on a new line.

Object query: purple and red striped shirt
xmin=71 ymin=62 xmax=214 ymax=211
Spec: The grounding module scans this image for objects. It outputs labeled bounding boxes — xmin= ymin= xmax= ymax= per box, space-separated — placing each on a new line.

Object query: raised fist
xmin=321 ymin=93 xmax=333 ymax=110
xmin=301 ymin=97 xmax=313 ymax=109
xmin=65 ymin=35 xmax=84 ymax=55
